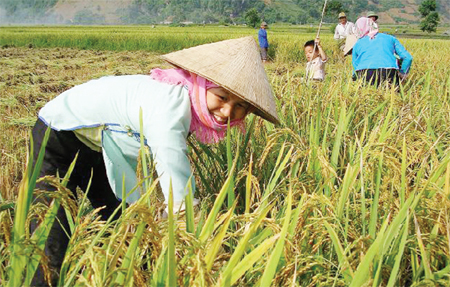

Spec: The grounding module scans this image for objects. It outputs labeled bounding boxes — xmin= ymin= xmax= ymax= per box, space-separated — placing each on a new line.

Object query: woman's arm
xmin=143 ymin=87 xmax=195 ymax=206
xmin=393 ymin=37 xmax=413 ymax=75
xmin=351 ymin=42 xmax=359 ymax=78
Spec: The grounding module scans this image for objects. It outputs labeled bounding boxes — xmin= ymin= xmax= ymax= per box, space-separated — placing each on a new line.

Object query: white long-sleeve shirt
xmin=39 ymin=75 xmax=194 ymax=204
xmin=334 ymin=22 xmax=356 ymax=40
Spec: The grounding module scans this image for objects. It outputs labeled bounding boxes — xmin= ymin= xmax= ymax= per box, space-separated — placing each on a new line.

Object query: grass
xmin=0 ymin=26 xmax=450 ymax=286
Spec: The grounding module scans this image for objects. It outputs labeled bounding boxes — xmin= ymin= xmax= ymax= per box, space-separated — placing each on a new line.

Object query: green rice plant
xmin=8 ymin=127 xmax=50 ymax=287
xmin=414 ymin=213 xmax=433 ymax=280
xmin=245 ymin=154 xmax=253 ymax=214
xmin=261 ymin=144 xmax=293 ymax=203
xmin=24 ymin=156 xmax=79 ymax=286
xmin=167 ymin=182 xmax=176 ymax=287
xmin=349 ymin=213 xmax=391 ymax=287
xmin=368 ymin=151 xmax=383 ymax=238
xmin=198 ymin=159 xmax=236 ymax=243
xmin=259 ymin=182 xmax=292 ymax=286
xmin=386 ymin=212 xmax=409 ymax=287
xmin=400 ymin=136 xmax=407 ymax=206
xmin=204 ymin=200 xmax=236 ymax=271
xmin=218 ymin=202 xmax=274 ymax=286
xmin=226 ymin=120 xmax=235 ymax=208
xmin=0 ymin=202 xmax=14 ymax=212
xmin=114 ymin=221 xmax=146 ymax=286
xmin=229 ymin=233 xmax=280 ymax=285
xmin=184 ymin=179 xmax=195 ymax=234
xmin=139 ymin=108 xmax=150 ymax=193
xmin=323 ymin=221 xmax=354 ymax=283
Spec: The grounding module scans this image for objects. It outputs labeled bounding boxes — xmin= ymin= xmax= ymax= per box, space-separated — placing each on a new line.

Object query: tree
xmin=244 ymin=8 xmax=260 ymax=28
xmin=419 ymin=0 xmax=440 ymax=33
xmin=418 ymin=0 xmax=436 ymax=17
xmin=420 ymin=12 xmax=440 ymax=33
xmin=326 ymin=1 xmax=344 ymax=16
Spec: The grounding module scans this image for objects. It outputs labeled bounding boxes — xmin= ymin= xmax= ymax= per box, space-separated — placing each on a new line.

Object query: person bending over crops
xmin=351 ymin=17 xmax=413 ymax=87
xmin=30 ymin=36 xmax=279 ymax=286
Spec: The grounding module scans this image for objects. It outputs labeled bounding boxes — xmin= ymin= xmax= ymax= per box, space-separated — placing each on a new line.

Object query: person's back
xmin=352 ymin=33 xmax=412 ymax=75
xmin=351 ymin=17 xmax=413 ymax=86
xmin=39 ymin=75 xmax=189 ymax=132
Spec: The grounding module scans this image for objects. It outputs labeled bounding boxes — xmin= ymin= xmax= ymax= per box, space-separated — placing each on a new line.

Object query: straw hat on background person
xmin=338 ymin=12 xmax=347 ymax=19
xmin=261 ymin=21 xmax=268 ymax=27
xmin=367 ymin=11 xmax=378 ymax=21
xmin=162 ymin=36 xmax=279 ymax=124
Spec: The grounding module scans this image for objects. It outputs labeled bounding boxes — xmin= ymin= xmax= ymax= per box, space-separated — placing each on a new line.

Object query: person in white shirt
xmin=304 ymin=37 xmax=328 ymax=81
xmin=334 ymin=12 xmax=356 ymax=39
xmin=334 ymin=12 xmax=356 ymax=51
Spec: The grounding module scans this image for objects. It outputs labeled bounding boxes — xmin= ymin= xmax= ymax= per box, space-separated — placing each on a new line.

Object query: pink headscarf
xmin=355 ymin=17 xmax=379 ymax=39
xmin=150 ymin=68 xmax=245 ymax=144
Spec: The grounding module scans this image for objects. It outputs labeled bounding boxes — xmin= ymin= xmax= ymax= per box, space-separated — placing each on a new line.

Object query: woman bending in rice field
xmin=351 ymin=17 xmax=413 ymax=87
xmin=30 ymin=36 xmax=279 ymax=286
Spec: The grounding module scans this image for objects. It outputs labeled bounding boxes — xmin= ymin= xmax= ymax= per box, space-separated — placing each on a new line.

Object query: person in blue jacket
xmin=29 ymin=37 xmax=279 ymax=286
xmin=352 ymin=17 xmax=413 ymax=86
xmin=258 ymin=21 xmax=269 ymax=62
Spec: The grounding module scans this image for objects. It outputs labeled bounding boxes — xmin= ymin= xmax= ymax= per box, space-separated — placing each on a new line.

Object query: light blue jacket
xmin=39 ymin=75 xmax=194 ymax=204
xmin=352 ymin=33 xmax=413 ymax=75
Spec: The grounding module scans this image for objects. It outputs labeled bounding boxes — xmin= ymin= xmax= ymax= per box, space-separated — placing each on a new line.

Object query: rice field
xmin=1 ymin=25 xmax=450 ymax=286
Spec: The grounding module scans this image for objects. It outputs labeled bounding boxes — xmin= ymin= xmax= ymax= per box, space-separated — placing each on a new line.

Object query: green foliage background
xmin=419 ymin=0 xmax=440 ymax=33
xmin=1 ymin=0 xmax=447 ymax=25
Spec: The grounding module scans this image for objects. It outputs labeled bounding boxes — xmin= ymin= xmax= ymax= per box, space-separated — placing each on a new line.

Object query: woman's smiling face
xmin=206 ymin=87 xmax=251 ymax=124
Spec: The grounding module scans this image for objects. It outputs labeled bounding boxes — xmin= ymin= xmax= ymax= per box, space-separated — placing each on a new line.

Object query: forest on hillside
xmin=0 ymin=0 xmax=448 ymax=25
xmin=120 ymin=0 xmax=381 ymax=24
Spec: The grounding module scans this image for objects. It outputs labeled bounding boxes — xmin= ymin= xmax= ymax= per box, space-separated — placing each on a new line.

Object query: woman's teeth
xmin=214 ymin=115 xmax=226 ymax=123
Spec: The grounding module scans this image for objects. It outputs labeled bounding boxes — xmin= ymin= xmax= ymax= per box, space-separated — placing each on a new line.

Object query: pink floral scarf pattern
xmin=355 ymin=17 xmax=379 ymax=39
xmin=150 ymin=68 xmax=245 ymax=144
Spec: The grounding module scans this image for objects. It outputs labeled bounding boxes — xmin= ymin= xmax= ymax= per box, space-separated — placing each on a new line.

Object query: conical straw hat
xmin=344 ymin=34 xmax=358 ymax=56
xmin=367 ymin=11 xmax=378 ymax=19
xmin=161 ymin=36 xmax=279 ymax=124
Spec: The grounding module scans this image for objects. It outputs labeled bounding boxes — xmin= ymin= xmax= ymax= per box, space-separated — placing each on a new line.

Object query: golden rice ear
xmin=161 ymin=37 xmax=279 ymax=124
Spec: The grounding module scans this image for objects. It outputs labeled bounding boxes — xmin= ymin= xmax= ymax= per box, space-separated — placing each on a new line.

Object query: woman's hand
xmin=399 ymin=72 xmax=407 ymax=81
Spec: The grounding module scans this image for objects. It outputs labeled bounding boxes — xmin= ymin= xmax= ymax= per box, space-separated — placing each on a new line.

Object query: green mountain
xmin=0 ymin=0 xmax=448 ymax=25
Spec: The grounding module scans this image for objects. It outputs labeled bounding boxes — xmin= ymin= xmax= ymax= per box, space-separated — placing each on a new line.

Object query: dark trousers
xmin=260 ymin=47 xmax=268 ymax=61
xmin=356 ymin=68 xmax=400 ymax=87
xmin=30 ymin=118 xmax=121 ymax=286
